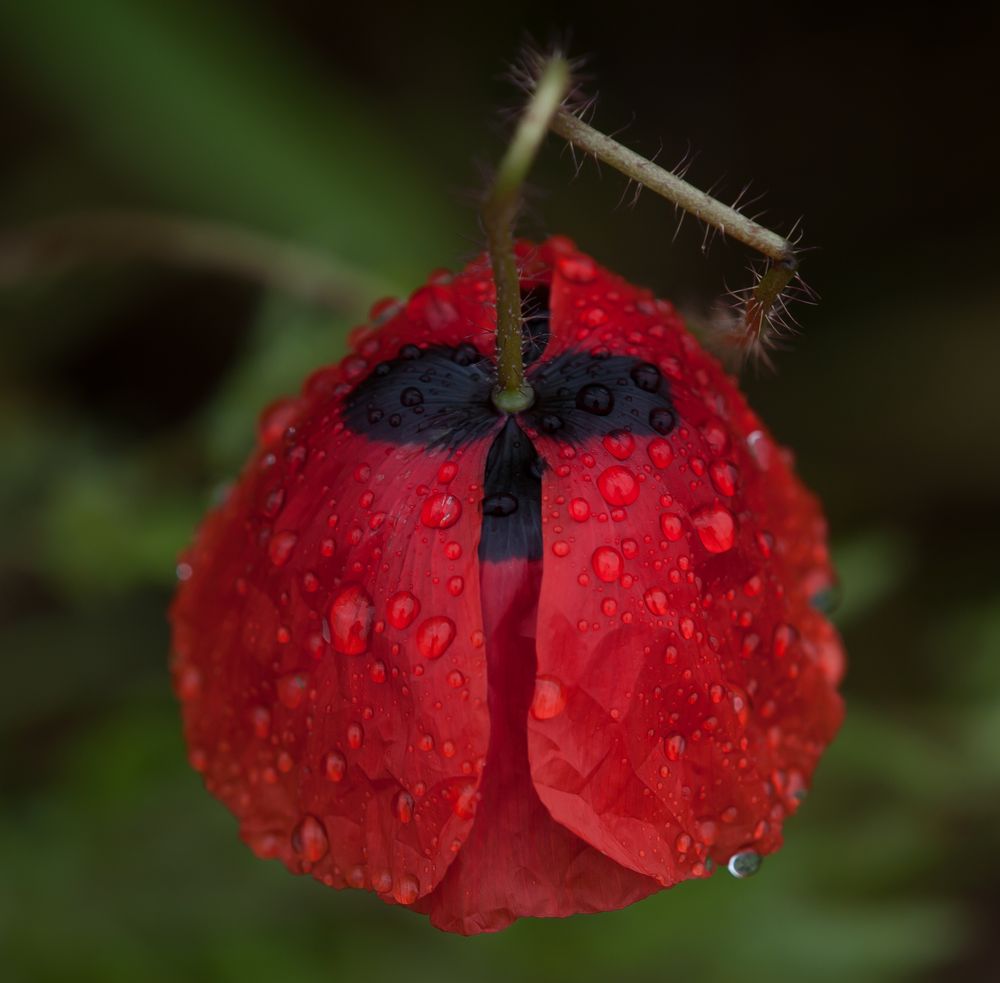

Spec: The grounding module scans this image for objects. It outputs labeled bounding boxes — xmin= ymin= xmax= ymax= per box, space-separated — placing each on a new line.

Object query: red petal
xmin=525 ymin=241 xmax=844 ymax=884
xmin=170 ymin=279 xmax=501 ymax=905
xmin=414 ymin=558 xmax=657 ymax=934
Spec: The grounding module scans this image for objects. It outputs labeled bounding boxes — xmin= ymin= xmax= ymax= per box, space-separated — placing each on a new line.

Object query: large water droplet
xmin=649 ymin=407 xmax=677 ymax=435
xmin=268 ymin=530 xmax=298 ymax=567
xmin=386 ymin=590 xmax=421 ymax=630
xmin=693 ymin=505 xmax=736 ymax=553
xmin=577 ymin=383 xmax=614 ymax=415
xmin=277 ymin=673 xmax=307 ymax=710
xmin=324 ymin=750 xmax=346 ymax=782
xmin=709 ymin=460 xmax=739 ymax=497
xmin=727 ymin=849 xmax=762 ymax=878
xmin=482 ymin=493 xmax=518 ymax=517
xmin=602 ymin=430 xmax=636 ymax=460
xmin=329 ymin=585 xmax=375 ymax=654
xmin=597 ymin=465 xmax=639 ymax=506
xmin=531 ymin=676 xmax=567 ymax=719
xmin=630 ymin=362 xmax=661 ymax=392
xmin=393 ymin=789 xmax=415 ymax=824
xmin=420 ymin=493 xmax=462 ymax=529
xmin=416 ymin=616 xmax=457 ymax=659
xmin=591 ymin=546 xmax=624 ymax=583
xmin=643 ymin=587 xmax=670 ymax=616
xmin=664 ymin=733 xmax=686 ymax=761
xmin=647 ymin=438 xmax=674 ymax=469
xmin=291 ymin=815 xmax=329 ymax=863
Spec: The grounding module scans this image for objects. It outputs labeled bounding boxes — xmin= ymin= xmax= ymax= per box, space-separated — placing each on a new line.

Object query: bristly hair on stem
xmin=549 ymin=94 xmax=810 ymax=369
xmin=483 ymin=51 xmax=572 ymax=414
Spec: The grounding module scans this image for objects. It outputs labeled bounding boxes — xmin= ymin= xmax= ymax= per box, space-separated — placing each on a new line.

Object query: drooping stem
xmin=0 ymin=210 xmax=393 ymax=310
xmin=484 ymin=56 xmax=571 ymax=414
xmin=551 ymin=111 xmax=796 ymax=264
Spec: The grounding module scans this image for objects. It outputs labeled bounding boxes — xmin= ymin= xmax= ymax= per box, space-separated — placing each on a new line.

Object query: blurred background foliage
xmin=1 ymin=2 xmax=999 ymax=981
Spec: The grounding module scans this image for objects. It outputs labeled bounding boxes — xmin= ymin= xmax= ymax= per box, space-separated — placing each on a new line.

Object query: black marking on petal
xmin=343 ymin=343 xmax=676 ymax=562
xmin=479 ymin=417 xmax=543 ymax=563
xmin=523 ymin=351 xmax=676 ymax=443
xmin=343 ymin=345 xmax=498 ymax=449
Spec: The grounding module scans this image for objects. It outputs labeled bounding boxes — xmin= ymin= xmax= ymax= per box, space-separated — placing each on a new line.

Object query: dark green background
xmin=2 ymin=2 xmax=998 ymax=980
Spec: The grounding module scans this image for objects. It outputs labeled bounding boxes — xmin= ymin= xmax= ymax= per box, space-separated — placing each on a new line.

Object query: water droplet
xmin=400 ymin=386 xmax=424 ymax=407
xmin=557 ymin=254 xmax=596 ymax=283
xmin=395 ymin=873 xmax=420 ymax=904
xmin=386 ymin=590 xmax=421 ymax=630
xmin=277 ymin=673 xmax=307 ymax=710
xmin=447 ymin=576 xmax=464 ymax=597
xmin=393 ymin=790 xmax=415 ymax=824
xmin=324 ymin=750 xmax=346 ymax=782
xmin=709 ymin=460 xmax=738 ymax=497
xmin=541 ymin=413 xmax=564 ymax=433
xmin=329 ymin=585 xmax=375 ymax=654
xmin=649 ymin=407 xmax=677 ymax=435
xmin=268 ymin=530 xmax=298 ymax=566
xmin=630 ymin=362 xmax=661 ymax=392
xmin=647 ymin=438 xmax=674 ymax=469
xmin=531 ymin=676 xmax=567 ymax=719
xmin=421 ymin=493 xmax=462 ymax=529
xmin=773 ymin=623 xmax=798 ymax=658
xmin=291 ymin=815 xmax=329 ymax=863
xmin=452 ymin=783 xmax=478 ymax=819
xmin=569 ymin=498 xmax=591 ymax=521
xmin=643 ymin=587 xmax=670 ymax=616
xmin=577 ymin=383 xmax=614 ymax=415
xmin=552 ymin=540 xmax=570 ymax=557
xmin=591 ymin=546 xmax=624 ymax=583
xmin=664 ymin=733 xmax=686 ymax=761
xmin=602 ymin=430 xmax=636 ymax=460
xmin=347 ymin=722 xmax=364 ymax=749
xmin=693 ymin=506 xmax=736 ymax=553
xmin=597 ymin=465 xmax=639 ymax=506
xmin=659 ymin=513 xmax=683 ymax=542
xmin=482 ymin=493 xmax=518 ymax=517
xmin=727 ymin=850 xmax=762 ymax=879
xmin=416 ymin=616 xmax=456 ymax=659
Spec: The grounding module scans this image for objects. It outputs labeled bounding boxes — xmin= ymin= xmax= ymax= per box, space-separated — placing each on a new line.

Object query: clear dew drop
xmin=329 ymin=585 xmax=375 ymax=654
xmin=268 ymin=530 xmax=299 ymax=567
xmin=291 ymin=815 xmax=329 ymax=863
xmin=530 ymin=676 xmax=567 ymax=720
xmin=324 ymin=750 xmax=346 ymax=782
xmin=393 ymin=789 xmax=415 ymax=824
xmin=416 ymin=616 xmax=457 ymax=659
xmin=692 ymin=505 xmax=736 ymax=553
xmin=386 ymin=590 xmax=421 ymax=630
xmin=591 ymin=545 xmax=624 ymax=583
xmin=664 ymin=733 xmax=686 ymax=761
xmin=597 ymin=465 xmax=639 ymax=506
xmin=576 ymin=383 xmax=614 ymax=416
xmin=727 ymin=850 xmax=762 ymax=879
xmin=420 ymin=492 xmax=462 ymax=529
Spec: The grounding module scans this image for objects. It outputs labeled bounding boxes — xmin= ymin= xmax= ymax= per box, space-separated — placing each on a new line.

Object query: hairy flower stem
xmin=485 ymin=57 xmax=571 ymax=414
xmin=550 ymin=111 xmax=800 ymax=353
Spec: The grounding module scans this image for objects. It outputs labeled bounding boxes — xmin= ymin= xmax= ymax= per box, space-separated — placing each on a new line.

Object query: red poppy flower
xmin=170 ymin=236 xmax=844 ymax=935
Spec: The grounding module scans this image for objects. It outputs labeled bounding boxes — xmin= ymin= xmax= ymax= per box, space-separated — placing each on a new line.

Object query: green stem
xmin=484 ymin=56 xmax=571 ymax=414
xmin=0 ymin=210 xmax=393 ymax=310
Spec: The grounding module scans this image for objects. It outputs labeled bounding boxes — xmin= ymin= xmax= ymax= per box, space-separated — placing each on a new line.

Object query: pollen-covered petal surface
xmin=523 ymin=240 xmax=845 ymax=885
xmin=170 ymin=277 xmax=502 ymax=905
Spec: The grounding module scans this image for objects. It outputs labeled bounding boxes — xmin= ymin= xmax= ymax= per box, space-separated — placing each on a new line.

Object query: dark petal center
xmin=343 ymin=343 xmax=676 ymax=560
